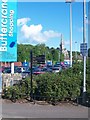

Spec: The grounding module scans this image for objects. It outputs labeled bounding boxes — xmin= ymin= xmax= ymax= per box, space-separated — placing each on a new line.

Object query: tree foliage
xmin=17 ymin=44 xmax=67 ymax=62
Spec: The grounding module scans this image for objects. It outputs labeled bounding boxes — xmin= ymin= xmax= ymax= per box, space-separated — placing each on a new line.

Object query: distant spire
xmin=61 ymin=34 xmax=62 ymax=41
xmin=60 ymin=34 xmax=62 ymax=52
xmin=60 ymin=34 xmax=64 ymax=53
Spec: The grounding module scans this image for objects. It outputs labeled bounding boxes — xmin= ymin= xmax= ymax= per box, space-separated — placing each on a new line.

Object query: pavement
xmin=0 ymin=99 xmax=89 ymax=119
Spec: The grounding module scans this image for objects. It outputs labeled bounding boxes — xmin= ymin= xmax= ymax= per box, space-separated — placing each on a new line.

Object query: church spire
xmin=60 ymin=34 xmax=64 ymax=53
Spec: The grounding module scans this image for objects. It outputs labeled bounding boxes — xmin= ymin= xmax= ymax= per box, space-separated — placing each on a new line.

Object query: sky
xmin=17 ymin=1 xmax=89 ymax=51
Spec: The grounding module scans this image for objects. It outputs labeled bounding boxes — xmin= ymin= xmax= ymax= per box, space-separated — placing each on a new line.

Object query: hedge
xmin=3 ymin=61 xmax=90 ymax=102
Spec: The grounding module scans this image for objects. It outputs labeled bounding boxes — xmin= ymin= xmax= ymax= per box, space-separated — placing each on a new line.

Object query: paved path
xmin=1 ymin=99 xmax=89 ymax=118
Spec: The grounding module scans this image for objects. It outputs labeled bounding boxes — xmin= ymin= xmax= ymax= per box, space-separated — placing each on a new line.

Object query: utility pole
xmin=82 ymin=0 xmax=87 ymax=104
xmin=66 ymin=0 xmax=73 ymax=67
xmin=70 ymin=2 xmax=72 ymax=67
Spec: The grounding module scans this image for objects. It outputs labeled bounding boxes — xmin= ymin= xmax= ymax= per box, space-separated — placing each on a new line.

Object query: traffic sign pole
xmin=30 ymin=50 xmax=33 ymax=102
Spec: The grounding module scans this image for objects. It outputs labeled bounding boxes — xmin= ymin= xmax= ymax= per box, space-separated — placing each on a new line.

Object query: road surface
xmin=1 ymin=99 xmax=89 ymax=118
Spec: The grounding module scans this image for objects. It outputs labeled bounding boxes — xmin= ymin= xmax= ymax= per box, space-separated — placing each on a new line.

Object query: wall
xmin=2 ymin=73 xmax=22 ymax=89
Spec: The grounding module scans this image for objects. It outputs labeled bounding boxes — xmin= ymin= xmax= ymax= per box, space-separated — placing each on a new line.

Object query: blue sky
xmin=17 ymin=2 xmax=88 ymax=51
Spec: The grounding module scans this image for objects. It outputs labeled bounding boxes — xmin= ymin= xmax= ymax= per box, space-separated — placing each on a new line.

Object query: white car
xmin=52 ymin=67 xmax=61 ymax=73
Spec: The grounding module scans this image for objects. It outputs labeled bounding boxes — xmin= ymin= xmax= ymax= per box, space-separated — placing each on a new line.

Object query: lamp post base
xmin=82 ymin=92 xmax=87 ymax=105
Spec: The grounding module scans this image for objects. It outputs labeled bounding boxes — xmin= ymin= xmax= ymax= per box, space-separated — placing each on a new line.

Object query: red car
xmin=33 ymin=68 xmax=45 ymax=75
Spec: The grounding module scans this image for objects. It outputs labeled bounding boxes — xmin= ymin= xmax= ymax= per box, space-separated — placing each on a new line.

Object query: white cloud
xmin=44 ymin=30 xmax=61 ymax=38
xmin=21 ymin=24 xmax=46 ymax=43
xmin=21 ymin=24 xmax=43 ymax=38
xmin=18 ymin=18 xmax=61 ymax=43
xmin=17 ymin=18 xmax=31 ymax=26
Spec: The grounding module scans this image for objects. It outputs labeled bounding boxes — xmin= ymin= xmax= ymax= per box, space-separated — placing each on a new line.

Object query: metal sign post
xmin=80 ymin=43 xmax=87 ymax=104
xmin=30 ymin=50 xmax=33 ymax=101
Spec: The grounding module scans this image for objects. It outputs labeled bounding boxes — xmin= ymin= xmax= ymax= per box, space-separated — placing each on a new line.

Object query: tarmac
xmin=1 ymin=99 xmax=89 ymax=119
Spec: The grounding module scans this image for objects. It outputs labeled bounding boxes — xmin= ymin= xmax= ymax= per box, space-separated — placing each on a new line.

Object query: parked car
xmin=16 ymin=66 xmax=27 ymax=73
xmin=33 ymin=68 xmax=45 ymax=75
xmin=2 ymin=67 xmax=11 ymax=73
xmin=52 ymin=67 xmax=61 ymax=73
xmin=42 ymin=67 xmax=52 ymax=73
xmin=21 ymin=70 xmax=30 ymax=79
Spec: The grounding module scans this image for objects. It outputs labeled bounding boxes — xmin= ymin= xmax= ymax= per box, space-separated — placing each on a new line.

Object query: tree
xmin=50 ymin=49 xmax=58 ymax=62
xmin=60 ymin=53 xmax=64 ymax=62
xmin=17 ymin=44 xmax=33 ymax=62
xmin=17 ymin=44 xmax=67 ymax=63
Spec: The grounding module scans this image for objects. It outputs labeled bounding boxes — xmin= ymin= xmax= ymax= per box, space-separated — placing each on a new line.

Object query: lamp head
xmin=65 ymin=0 xmax=75 ymax=3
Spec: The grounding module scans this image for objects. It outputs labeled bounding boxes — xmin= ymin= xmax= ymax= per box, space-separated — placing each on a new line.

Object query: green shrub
xmin=33 ymin=68 xmax=82 ymax=101
xmin=3 ymin=62 xmax=87 ymax=102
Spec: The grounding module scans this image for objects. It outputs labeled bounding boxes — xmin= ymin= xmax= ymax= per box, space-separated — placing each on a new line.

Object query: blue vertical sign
xmin=0 ymin=0 xmax=17 ymax=62
xmin=80 ymin=43 xmax=88 ymax=56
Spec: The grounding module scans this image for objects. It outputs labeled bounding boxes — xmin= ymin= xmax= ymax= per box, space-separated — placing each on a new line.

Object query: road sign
xmin=32 ymin=55 xmax=45 ymax=64
xmin=0 ymin=0 xmax=17 ymax=62
xmin=36 ymin=55 xmax=45 ymax=64
xmin=80 ymin=43 xmax=88 ymax=56
xmin=32 ymin=56 xmax=37 ymax=64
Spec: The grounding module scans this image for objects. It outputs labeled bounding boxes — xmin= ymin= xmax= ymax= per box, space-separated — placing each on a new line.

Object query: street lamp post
xmin=66 ymin=0 xmax=73 ymax=67
xmin=82 ymin=0 xmax=87 ymax=104
xmin=70 ymin=2 xmax=72 ymax=67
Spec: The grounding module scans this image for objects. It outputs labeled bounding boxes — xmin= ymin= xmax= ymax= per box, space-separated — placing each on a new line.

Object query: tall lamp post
xmin=82 ymin=0 xmax=87 ymax=104
xmin=65 ymin=0 xmax=74 ymax=67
